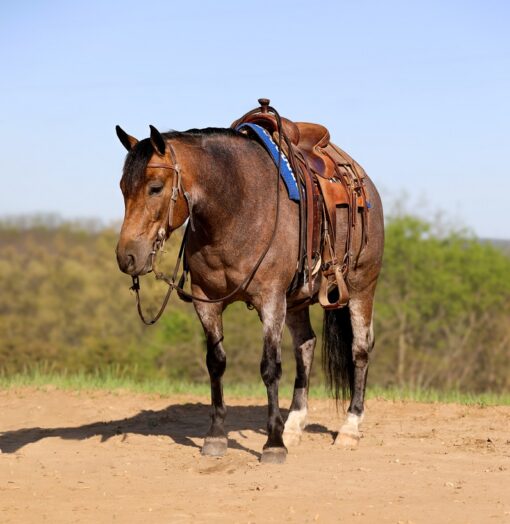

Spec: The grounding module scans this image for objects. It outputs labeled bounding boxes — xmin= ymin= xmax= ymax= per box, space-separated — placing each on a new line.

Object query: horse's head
xmin=115 ymin=125 xmax=189 ymax=276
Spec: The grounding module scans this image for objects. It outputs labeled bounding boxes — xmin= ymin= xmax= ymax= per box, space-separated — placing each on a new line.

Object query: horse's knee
xmin=206 ymin=341 xmax=226 ymax=378
xmin=351 ymin=315 xmax=373 ymax=368
xmin=260 ymin=356 xmax=282 ymax=386
xmin=353 ymin=347 xmax=369 ymax=367
xmin=296 ymin=336 xmax=316 ymax=362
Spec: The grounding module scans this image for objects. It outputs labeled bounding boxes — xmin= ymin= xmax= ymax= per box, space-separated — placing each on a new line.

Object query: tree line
xmin=0 ymin=214 xmax=508 ymax=392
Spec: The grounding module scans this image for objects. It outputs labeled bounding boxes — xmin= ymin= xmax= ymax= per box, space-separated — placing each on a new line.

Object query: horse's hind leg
xmin=193 ymin=301 xmax=228 ymax=457
xmin=258 ymin=293 xmax=287 ymax=464
xmin=336 ymin=293 xmax=375 ymax=448
xmin=283 ymin=307 xmax=316 ymax=447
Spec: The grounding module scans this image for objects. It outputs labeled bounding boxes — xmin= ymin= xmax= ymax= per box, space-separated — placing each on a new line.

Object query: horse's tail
xmin=322 ymin=307 xmax=354 ymax=402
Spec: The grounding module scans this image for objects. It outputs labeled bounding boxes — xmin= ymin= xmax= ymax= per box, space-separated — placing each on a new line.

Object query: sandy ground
xmin=0 ymin=389 xmax=509 ymax=524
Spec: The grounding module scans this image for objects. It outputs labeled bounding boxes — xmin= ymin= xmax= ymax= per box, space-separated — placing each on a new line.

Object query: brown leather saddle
xmin=232 ymin=99 xmax=370 ymax=310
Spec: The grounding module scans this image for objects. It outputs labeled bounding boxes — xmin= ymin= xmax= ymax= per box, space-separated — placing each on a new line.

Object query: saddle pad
xmin=236 ymin=123 xmax=300 ymax=202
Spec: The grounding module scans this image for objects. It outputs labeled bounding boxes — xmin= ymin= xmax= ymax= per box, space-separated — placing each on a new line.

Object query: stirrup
xmin=318 ymin=264 xmax=349 ymax=309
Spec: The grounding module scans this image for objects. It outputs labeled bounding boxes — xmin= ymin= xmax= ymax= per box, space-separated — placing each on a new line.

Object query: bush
xmin=0 ymin=215 xmax=508 ymax=392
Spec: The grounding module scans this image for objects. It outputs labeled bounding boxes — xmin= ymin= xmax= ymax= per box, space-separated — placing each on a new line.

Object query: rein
xmin=130 ymin=107 xmax=285 ymax=325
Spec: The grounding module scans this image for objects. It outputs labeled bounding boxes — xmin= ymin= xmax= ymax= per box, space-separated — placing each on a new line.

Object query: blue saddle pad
xmin=235 ymin=122 xmax=300 ymax=202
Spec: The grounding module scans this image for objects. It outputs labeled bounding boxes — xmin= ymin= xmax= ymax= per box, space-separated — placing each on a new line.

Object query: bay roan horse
xmin=115 ymin=118 xmax=384 ymax=464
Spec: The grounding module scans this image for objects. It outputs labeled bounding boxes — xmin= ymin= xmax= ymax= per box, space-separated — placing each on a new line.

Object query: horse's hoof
xmin=283 ymin=430 xmax=301 ymax=447
xmin=335 ymin=432 xmax=360 ymax=449
xmin=260 ymin=447 xmax=287 ymax=464
xmin=201 ymin=437 xmax=228 ymax=457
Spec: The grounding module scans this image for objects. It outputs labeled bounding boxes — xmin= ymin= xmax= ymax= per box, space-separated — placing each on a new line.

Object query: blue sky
xmin=1 ymin=0 xmax=509 ymax=238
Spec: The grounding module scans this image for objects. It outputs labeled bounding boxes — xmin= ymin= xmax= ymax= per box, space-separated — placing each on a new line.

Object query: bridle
xmin=129 ymin=141 xmax=190 ymax=325
xmin=129 ymin=107 xmax=285 ymax=325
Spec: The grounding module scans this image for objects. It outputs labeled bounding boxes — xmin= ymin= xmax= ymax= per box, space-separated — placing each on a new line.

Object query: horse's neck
xmin=178 ymin=137 xmax=249 ymax=223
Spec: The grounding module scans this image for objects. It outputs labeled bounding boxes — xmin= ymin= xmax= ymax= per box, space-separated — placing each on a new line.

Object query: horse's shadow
xmin=0 ymin=402 xmax=334 ymax=458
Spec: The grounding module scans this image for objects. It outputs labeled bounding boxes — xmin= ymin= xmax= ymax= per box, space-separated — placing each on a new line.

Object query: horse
xmin=115 ymin=111 xmax=384 ymax=464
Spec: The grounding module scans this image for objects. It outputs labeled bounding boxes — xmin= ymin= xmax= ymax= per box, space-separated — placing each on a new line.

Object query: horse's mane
xmin=121 ymin=128 xmax=245 ymax=195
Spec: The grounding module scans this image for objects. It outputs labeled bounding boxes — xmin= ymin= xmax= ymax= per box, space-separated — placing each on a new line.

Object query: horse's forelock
xmin=121 ymin=139 xmax=154 ymax=196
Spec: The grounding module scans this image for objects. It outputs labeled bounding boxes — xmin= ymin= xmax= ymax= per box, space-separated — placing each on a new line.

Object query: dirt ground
xmin=0 ymin=389 xmax=509 ymax=524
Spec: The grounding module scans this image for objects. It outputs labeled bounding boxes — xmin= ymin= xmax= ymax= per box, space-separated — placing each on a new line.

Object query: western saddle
xmin=232 ymin=99 xmax=370 ymax=310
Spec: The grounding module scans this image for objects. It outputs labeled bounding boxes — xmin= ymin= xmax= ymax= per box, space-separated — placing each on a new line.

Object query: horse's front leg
xmin=283 ymin=307 xmax=316 ymax=447
xmin=258 ymin=294 xmax=287 ymax=464
xmin=193 ymin=300 xmax=228 ymax=457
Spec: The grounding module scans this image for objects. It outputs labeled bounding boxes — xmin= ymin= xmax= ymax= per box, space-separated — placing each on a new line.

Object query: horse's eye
xmin=148 ymin=184 xmax=164 ymax=196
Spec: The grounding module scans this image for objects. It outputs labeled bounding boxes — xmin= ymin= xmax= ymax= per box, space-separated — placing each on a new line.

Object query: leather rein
xmin=130 ymin=107 xmax=285 ymax=325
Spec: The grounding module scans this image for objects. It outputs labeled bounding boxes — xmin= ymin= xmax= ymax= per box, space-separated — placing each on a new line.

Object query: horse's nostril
xmin=116 ymin=248 xmax=137 ymax=274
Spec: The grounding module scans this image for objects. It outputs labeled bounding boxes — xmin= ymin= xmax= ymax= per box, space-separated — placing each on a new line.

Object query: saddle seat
xmin=294 ymin=122 xmax=330 ymax=173
xmin=294 ymin=122 xmax=366 ymax=210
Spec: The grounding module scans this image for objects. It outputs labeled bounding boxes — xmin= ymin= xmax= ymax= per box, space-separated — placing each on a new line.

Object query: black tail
xmin=322 ymin=307 xmax=354 ymax=402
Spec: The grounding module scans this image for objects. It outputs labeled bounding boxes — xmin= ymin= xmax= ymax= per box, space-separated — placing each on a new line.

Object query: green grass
xmin=0 ymin=370 xmax=509 ymax=406
xmin=366 ymin=385 xmax=510 ymax=407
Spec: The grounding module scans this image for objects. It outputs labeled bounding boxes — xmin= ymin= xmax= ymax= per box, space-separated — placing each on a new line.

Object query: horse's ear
xmin=116 ymin=125 xmax=138 ymax=151
xmin=149 ymin=125 xmax=166 ymax=156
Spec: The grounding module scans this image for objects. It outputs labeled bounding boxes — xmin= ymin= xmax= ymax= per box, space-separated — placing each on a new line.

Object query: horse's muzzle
xmin=116 ymin=243 xmax=152 ymax=276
